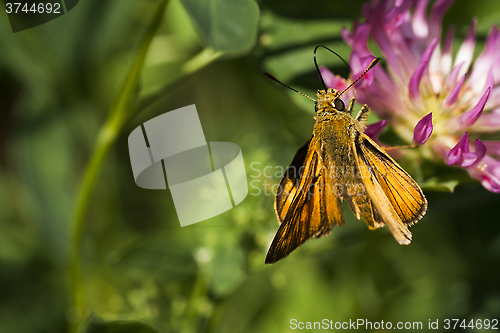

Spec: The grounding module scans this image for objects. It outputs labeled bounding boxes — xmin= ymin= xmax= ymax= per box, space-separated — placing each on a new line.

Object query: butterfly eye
xmin=334 ymin=99 xmax=345 ymax=111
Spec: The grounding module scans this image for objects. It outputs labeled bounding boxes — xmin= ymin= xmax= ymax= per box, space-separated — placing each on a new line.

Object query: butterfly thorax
xmin=313 ymin=88 xmax=367 ymax=193
xmin=312 ymin=88 xmax=363 ymax=191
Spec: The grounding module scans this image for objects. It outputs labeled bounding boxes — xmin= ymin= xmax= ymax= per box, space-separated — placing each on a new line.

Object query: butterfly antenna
xmin=340 ymin=57 xmax=380 ymax=95
xmin=264 ymin=73 xmax=316 ymax=102
xmin=314 ymin=45 xmax=350 ymax=91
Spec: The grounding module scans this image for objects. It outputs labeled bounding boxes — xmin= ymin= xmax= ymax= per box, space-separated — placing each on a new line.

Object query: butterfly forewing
xmin=357 ymin=136 xmax=427 ymax=225
xmin=351 ymin=134 xmax=426 ymax=244
xmin=267 ymin=137 xmax=343 ymax=264
xmin=274 ymin=139 xmax=311 ymax=223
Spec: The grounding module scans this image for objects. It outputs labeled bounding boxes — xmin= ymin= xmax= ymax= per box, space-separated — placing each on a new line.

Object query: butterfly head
xmin=315 ymin=88 xmax=345 ymax=114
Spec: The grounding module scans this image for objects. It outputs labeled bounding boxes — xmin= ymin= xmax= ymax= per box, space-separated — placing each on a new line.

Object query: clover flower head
xmin=323 ymin=0 xmax=500 ymax=193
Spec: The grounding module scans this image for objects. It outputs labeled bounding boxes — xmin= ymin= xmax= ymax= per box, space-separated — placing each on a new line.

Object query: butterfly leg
xmin=347 ymin=98 xmax=356 ymax=115
xmin=355 ymin=104 xmax=370 ymax=125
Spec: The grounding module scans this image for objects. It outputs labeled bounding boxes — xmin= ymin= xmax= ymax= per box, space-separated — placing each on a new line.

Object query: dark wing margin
xmin=266 ymin=137 xmax=344 ymax=264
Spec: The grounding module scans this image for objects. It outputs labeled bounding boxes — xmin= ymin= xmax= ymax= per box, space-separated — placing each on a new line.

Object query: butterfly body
xmin=266 ymin=88 xmax=427 ymax=264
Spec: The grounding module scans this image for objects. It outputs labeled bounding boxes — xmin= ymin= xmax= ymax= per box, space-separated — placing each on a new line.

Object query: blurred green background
xmin=1 ymin=0 xmax=499 ymax=332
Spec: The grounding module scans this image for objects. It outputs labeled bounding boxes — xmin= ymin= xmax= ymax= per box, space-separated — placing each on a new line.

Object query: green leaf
xmin=180 ymin=0 xmax=259 ymax=56
xmin=84 ymin=317 xmax=158 ymax=333
xmin=420 ymin=178 xmax=460 ymax=192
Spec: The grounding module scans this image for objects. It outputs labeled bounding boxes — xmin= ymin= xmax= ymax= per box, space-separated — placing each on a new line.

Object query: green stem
xmin=68 ymin=3 xmax=225 ymax=332
xmin=181 ymin=269 xmax=207 ymax=333
xmin=69 ymin=0 xmax=169 ymax=331
xmin=182 ymin=48 xmax=223 ymax=75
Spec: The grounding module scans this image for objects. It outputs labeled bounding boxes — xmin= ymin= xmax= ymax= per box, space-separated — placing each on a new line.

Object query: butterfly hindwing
xmin=345 ymin=193 xmax=385 ymax=230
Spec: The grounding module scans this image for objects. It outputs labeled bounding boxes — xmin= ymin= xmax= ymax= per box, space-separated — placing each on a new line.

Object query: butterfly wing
xmin=266 ymin=137 xmax=344 ymax=264
xmin=353 ymin=134 xmax=427 ymax=244
xmin=274 ymin=139 xmax=311 ymax=223
xmin=344 ymin=192 xmax=385 ymax=230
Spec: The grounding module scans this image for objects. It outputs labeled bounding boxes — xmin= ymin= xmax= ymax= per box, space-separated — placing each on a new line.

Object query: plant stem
xmin=68 ymin=2 xmax=225 ymax=331
xmin=69 ymin=0 xmax=169 ymax=331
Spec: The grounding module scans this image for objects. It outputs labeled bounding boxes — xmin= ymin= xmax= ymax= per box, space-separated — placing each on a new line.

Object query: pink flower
xmin=322 ymin=0 xmax=500 ymax=193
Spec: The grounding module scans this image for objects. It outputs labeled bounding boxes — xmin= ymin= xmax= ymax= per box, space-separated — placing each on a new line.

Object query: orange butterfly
xmin=265 ymin=48 xmax=427 ymax=264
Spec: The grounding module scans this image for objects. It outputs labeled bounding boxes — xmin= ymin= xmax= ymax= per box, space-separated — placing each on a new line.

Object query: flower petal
xmin=365 ymin=2 xmax=404 ymax=78
xmin=441 ymin=26 xmax=454 ymax=76
xmin=462 ymin=152 xmax=478 ymax=167
xmin=412 ymin=0 xmax=430 ymax=38
xmin=447 ymin=150 xmax=461 ymax=165
xmin=350 ymin=53 xmax=376 ymax=88
xmin=428 ymin=0 xmax=453 ymax=41
xmin=485 ymin=83 xmax=500 ymax=110
xmin=421 ymin=38 xmax=439 ymax=64
xmin=482 ymin=141 xmax=500 ymax=157
xmin=409 ymin=60 xmax=428 ymax=101
xmin=454 ymin=19 xmax=477 ymax=78
xmin=365 ymin=120 xmax=388 ymax=142
xmin=460 ymin=87 xmax=491 ymax=128
xmin=444 ymin=74 xmax=466 ymax=107
xmin=469 ymin=25 xmax=500 ymax=86
xmin=446 ymin=133 xmax=488 ymax=167
xmin=447 ymin=132 xmax=475 ymax=166
xmin=356 ymin=81 xmax=407 ymax=118
xmin=479 ymin=174 xmax=500 ymax=193
xmin=472 ymin=107 xmax=500 ymax=132
xmin=443 ymin=62 xmax=463 ymax=93
xmin=429 ymin=43 xmax=443 ymax=93
xmin=474 ymin=139 xmax=487 ymax=162
xmin=466 ymin=69 xmax=495 ymax=108
xmin=476 ymin=70 xmax=495 ymax=101
xmin=319 ymin=66 xmax=354 ymax=105
xmin=342 ymin=23 xmax=372 ymax=58
xmin=373 ymin=65 xmax=396 ymax=91
xmin=320 ymin=67 xmax=346 ymax=90
xmin=406 ymin=39 xmax=438 ymax=101
xmin=413 ymin=113 xmax=433 ymax=144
